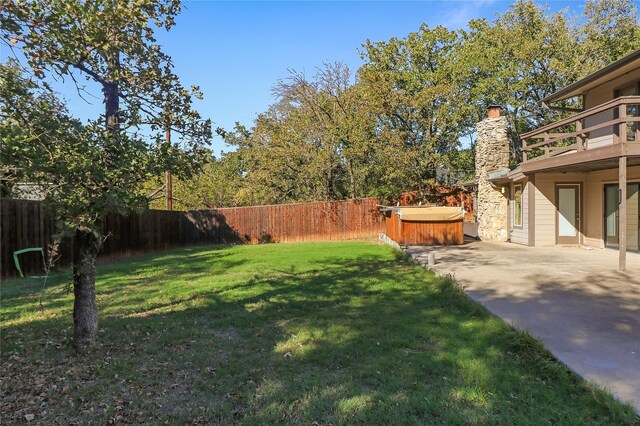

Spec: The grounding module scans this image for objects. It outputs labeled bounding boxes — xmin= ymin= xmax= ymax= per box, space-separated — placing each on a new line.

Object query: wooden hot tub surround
xmin=383 ymin=207 xmax=464 ymax=245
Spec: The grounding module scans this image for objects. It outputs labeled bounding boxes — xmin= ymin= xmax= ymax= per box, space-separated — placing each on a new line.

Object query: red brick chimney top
xmin=488 ymin=105 xmax=502 ymax=118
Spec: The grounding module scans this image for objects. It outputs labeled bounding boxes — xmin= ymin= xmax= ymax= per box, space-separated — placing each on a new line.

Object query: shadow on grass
xmin=0 ymin=245 xmax=247 ymax=324
xmin=1 ymin=244 xmax=637 ymax=424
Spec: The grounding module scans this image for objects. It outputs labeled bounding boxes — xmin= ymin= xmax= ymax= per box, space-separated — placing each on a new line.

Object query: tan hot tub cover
xmin=397 ymin=207 xmax=463 ymax=222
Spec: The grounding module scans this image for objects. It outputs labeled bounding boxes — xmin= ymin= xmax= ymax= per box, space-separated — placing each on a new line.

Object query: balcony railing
xmin=521 ymin=96 xmax=640 ymax=163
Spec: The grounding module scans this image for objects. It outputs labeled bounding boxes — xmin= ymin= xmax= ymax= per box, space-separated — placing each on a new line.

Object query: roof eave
xmin=541 ymin=48 xmax=640 ymax=105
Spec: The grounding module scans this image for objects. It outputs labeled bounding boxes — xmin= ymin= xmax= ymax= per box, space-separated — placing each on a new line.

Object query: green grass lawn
xmin=1 ymin=242 xmax=637 ymax=424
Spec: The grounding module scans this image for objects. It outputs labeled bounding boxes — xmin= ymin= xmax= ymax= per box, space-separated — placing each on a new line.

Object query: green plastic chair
xmin=13 ymin=248 xmax=47 ymax=278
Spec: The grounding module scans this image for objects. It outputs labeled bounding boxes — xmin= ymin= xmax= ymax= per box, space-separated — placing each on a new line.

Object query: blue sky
xmin=1 ymin=1 xmax=586 ymax=154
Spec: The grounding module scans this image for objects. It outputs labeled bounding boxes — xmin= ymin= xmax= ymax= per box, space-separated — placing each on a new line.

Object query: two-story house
xmin=486 ymin=48 xmax=640 ymax=271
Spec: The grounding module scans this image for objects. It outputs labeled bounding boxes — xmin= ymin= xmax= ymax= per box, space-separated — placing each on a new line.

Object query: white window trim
xmin=513 ymin=184 xmax=523 ymax=228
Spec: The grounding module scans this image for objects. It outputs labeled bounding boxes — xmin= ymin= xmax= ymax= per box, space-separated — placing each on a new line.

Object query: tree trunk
xmin=104 ymin=80 xmax=119 ymax=131
xmin=103 ymin=50 xmax=120 ymax=167
xmin=104 ymin=47 xmax=120 ymax=132
xmin=72 ymin=228 xmax=101 ymax=353
xmin=348 ymin=159 xmax=357 ymax=199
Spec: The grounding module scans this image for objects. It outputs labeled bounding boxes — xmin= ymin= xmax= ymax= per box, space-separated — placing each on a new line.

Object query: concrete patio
xmin=405 ymin=241 xmax=640 ymax=411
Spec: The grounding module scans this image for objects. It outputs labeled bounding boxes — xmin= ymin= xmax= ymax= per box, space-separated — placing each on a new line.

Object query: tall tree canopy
xmin=1 ymin=0 xmax=211 ymax=352
xmin=358 ymin=24 xmax=468 ymax=184
xmin=147 ymin=0 xmax=640 ymax=211
xmin=217 ymin=62 xmax=411 ymax=204
xmin=579 ymin=0 xmax=640 ymax=73
xmin=456 ymin=0 xmax=640 ymax=162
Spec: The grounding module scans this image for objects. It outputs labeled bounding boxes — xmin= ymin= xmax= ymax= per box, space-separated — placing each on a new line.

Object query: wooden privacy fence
xmin=1 ymin=198 xmax=385 ymax=279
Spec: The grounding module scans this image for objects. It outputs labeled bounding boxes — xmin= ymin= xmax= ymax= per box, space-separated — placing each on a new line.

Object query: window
xmin=514 ymin=184 xmax=523 ymax=227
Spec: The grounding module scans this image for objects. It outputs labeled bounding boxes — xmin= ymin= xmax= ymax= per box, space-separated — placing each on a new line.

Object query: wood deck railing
xmin=521 ymin=96 xmax=640 ymax=163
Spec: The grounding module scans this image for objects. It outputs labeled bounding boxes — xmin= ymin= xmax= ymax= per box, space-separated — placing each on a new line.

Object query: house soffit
xmin=542 ymin=49 xmax=640 ymax=104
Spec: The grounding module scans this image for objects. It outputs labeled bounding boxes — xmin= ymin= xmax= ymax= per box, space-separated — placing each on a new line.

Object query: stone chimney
xmin=475 ymin=106 xmax=509 ymax=241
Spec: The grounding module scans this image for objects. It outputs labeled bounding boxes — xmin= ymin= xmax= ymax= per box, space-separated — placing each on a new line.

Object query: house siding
xmin=583 ymin=68 xmax=640 ymax=149
xmin=533 ymin=172 xmax=586 ymax=246
xmin=528 ymin=166 xmax=640 ymax=248
xmin=583 ymin=166 xmax=640 ymax=248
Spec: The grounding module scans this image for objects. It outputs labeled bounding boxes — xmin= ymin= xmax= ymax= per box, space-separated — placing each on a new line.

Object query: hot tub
xmin=382 ymin=206 xmax=464 ymax=245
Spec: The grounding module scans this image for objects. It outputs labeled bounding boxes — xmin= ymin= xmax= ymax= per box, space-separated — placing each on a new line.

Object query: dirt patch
xmin=212 ymin=328 xmax=240 ymax=341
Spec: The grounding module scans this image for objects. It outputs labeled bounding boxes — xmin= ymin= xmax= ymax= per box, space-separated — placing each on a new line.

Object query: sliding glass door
xmin=604 ymin=183 xmax=640 ymax=251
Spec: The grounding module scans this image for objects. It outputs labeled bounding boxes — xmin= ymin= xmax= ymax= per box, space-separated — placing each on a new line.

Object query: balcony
xmin=521 ymin=96 xmax=640 ymax=173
